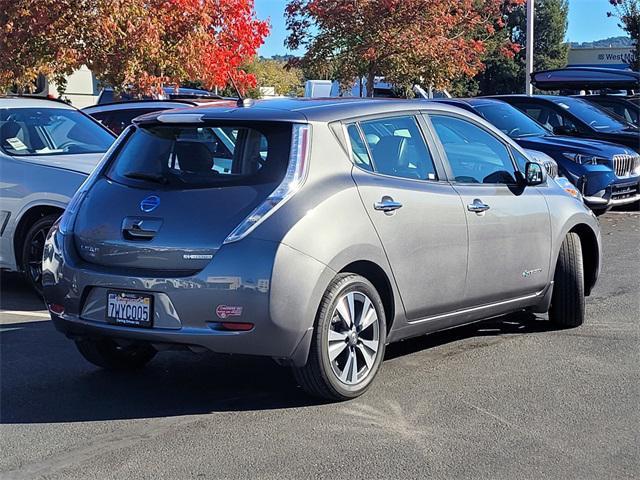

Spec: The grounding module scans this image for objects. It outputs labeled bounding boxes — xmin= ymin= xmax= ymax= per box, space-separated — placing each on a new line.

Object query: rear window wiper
xmin=123 ymin=171 xmax=169 ymax=184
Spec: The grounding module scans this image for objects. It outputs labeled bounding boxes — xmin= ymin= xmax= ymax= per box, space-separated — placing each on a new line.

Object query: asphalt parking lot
xmin=1 ymin=211 xmax=638 ymax=480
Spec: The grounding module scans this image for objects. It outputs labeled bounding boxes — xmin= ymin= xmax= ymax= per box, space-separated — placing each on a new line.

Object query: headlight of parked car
xmin=554 ymin=176 xmax=583 ymax=202
xmin=562 ymin=153 xmax=608 ymax=165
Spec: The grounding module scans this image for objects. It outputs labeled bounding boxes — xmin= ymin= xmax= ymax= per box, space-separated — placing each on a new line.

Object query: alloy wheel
xmin=327 ymin=291 xmax=380 ymax=385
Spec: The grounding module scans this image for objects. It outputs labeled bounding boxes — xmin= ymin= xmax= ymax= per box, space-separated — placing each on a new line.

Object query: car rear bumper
xmin=42 ymin=226 xmax=329 ymax=366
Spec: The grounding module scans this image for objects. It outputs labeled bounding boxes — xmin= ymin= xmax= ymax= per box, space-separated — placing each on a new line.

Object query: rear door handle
xmin=374 ymin=197 xmax=403 ymax=213
xmin=467 ymin=199 xmax=490 ymax=213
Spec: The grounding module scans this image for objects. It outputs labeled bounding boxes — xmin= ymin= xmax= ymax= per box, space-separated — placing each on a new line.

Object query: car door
xmin=427 ymin=113 xmax=552 ymax=307
xmin=346 ymin=114 xmax=468 ymax=320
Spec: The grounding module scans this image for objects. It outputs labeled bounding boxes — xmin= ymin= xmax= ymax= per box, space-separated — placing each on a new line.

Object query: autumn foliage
xmin=0 ymin=0 xmax=269 ymax=95
xmin=286 ymin=0 xmax=526 ymax=96
xmin=0 ymin=0 xmax=92 ymax=93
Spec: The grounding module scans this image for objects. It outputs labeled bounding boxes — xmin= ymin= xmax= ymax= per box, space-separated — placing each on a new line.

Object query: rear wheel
xmin=75 ymin=338 xmax=157 ymax=370
xmin=549 ymin=232 xmax=585 ymax=328
xmin=20 ymin=213 xmax=59 ymax=296
xmin=293 ymin=273 xmax=387 ymax=401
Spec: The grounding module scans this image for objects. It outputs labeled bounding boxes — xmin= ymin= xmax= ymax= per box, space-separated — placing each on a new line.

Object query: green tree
xmin=245 ymin=58 xmax=304 ymax=97
xmin=607 ymin=0 xmax=640 ymax=70
xmin=474 ymin=0 xmax=570 ymax=95
xmin=285 ymin=0 xmax=523 ymax=97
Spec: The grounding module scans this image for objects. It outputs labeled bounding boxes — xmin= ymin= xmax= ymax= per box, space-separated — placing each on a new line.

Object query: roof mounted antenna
xmin=229 ymin=75 xmax=253 ymax=108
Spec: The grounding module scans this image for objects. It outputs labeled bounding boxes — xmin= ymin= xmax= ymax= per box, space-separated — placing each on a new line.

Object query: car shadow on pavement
xmin=0 ymin=311 xmax=558 ymax=424
xmin=0 ymin=272 xmax=47 ymax=311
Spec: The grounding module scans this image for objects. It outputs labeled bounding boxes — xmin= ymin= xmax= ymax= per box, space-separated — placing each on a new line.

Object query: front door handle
xmin=467 ymin=199 xmax=490 ymax=214
xmin=374 ymin=196 xmax=403 ymax=213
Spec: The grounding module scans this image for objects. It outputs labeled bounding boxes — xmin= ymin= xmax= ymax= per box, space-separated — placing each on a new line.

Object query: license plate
xmin=106 ymin=291 xmax=153 ymax=328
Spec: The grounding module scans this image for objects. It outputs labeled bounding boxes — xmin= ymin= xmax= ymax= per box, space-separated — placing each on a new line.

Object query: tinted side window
xmin=346 ymin=123 xmax=373 ymax=171
xmin=359 ymin=116 xmax=437 ymax=181
xmin=517 ymin=103 xmax=577 ymax=132
xmin=430 ymin=115 xmax=517 ymax=184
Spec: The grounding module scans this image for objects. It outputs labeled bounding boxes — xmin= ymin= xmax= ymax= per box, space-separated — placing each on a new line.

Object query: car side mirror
xmin=524 ymin=161 xmax=546 ymax=186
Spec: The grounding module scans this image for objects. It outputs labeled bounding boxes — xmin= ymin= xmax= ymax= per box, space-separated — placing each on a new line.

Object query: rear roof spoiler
xmin=531 ymin=67 xmax=640 ymax=91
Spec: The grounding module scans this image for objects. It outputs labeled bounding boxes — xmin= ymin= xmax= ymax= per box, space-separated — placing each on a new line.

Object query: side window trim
xmin=426 ymin=111 xmax=521 ymax=187
xmin=355 ymin=122 xmax=377 ymax=171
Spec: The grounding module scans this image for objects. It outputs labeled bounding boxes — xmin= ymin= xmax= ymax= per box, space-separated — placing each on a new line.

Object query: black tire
xmin=549 ymin=232 xmax=585 ymax=328
xmin=20 ymin=213 xmax=59 ymax=296
xmin=75 ymin=337 xmax=157 ymax=370
xmin=293 ymin=273 xmax=387 ymax=401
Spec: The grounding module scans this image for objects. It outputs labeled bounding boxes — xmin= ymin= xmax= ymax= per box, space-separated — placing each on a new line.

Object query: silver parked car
xmin=0 ymin=97 xmax=115 ymax=293
xmin=43 ymin=98 xmax=601 ymax=400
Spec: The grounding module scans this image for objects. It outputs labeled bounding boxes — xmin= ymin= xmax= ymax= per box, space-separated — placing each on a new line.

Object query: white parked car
xmin=0 ymin=96 xmax=115 ymax=293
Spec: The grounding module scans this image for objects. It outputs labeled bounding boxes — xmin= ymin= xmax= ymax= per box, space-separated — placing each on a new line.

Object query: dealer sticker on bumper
xmin=216 ymin=305 xmax=243 ymax=319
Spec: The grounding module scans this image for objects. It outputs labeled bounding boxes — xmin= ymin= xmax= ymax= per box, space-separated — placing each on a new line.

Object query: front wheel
xmin=75 ymin=338 xmax=157 ymax=370
xmin=549 ymin=232 xmax=585 ymax=328
xmin=293 ymin=273 xmax=387 ymax=401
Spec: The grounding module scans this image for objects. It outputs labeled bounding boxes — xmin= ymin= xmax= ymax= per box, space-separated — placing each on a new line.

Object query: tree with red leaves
xmin=286 ymin=0 xmax=525 ymax=96
xmin=0 ymin=0 xmax=268 ymax=96
xmin=86 ymin=0 xmax=269 ymax=96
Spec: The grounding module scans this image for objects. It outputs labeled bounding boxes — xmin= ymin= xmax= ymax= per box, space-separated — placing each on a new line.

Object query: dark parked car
xmin=43 ymin=98 xmax=601 ymax=400
xmin=96 ymin=86 xmax=223 ymax=105
xmin=492 ymin=95 xmax=639 ymax=153
xmin=83 ymin=100 xmax=200 ymax=135
xmin=433 ymin=98 xmax=640 ymax=211
xmin=577 ymin=95 xmax=639 ymax=127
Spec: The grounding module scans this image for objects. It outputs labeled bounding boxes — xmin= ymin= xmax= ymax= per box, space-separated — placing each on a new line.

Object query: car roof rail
xmin=0 ymin=94 xmax=74 ymax=106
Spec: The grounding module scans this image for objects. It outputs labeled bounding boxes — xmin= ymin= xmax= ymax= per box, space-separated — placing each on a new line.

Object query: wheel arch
xmin=338 ymin=260 xmax=396 ymax=334
xmin=568 ymin=223 xmax=600 ymax=296
xmin=14 ymin=204 xmax=64 ymax=269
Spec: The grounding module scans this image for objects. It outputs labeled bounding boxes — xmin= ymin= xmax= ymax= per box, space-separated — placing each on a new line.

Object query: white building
xmin=567 ymin=46 xmax=635 ymax=70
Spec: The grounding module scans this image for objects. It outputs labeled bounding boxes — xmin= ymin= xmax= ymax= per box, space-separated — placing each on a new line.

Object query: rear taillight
xmin=223 ymin=123 xmax=311 ymax=244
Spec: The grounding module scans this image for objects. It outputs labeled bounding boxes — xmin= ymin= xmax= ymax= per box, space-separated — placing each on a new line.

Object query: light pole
xmin=525 ymin=0 xmax=534 ymax=95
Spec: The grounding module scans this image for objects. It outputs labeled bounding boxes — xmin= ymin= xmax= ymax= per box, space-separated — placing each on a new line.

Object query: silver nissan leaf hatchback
xmin=43 ymin=98 xmax=601 ymax=400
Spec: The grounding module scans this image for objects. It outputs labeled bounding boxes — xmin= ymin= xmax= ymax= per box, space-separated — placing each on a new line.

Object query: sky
xmin=254 ymin=0 xmax=628 ymax=58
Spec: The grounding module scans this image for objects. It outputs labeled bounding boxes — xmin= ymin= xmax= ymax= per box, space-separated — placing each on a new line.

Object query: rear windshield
xmin=106 ymin=123 xmax=291 ymax=189
xmin=0 ymin=107 xmax=114 ymax=156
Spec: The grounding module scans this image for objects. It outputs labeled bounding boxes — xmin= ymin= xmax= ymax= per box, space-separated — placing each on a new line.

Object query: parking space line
xmin=0 ymin=310 xmax=50 ymax=319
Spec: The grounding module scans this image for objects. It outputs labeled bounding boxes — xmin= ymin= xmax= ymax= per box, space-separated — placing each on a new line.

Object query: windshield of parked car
xmin=473 ymin=102 xmax=550 ymax=138
xmin=106 ymin=123 xmax=290 ymax=189
xmin=551 ymin=97 xmax=637 ymax=132
xmin=0 ymin=107 xmax=114 ymax=156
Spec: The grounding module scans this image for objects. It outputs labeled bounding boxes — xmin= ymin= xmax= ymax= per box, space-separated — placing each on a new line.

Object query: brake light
xmin=223 ymin=123 xmax=311 ymax=244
